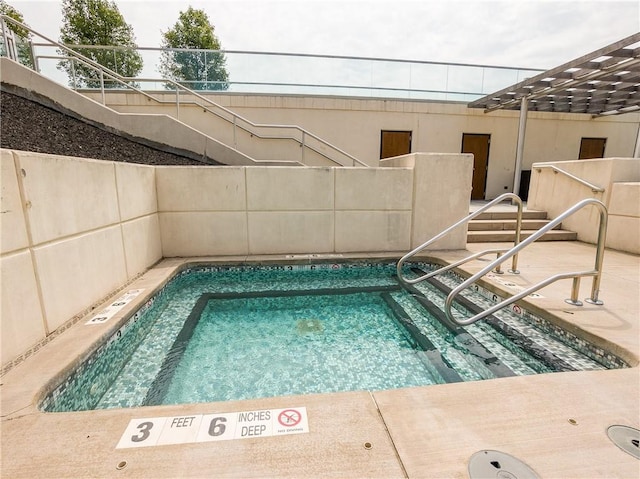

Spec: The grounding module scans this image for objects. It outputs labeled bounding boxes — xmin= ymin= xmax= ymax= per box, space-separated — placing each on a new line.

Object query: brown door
xmin=380 ymin=131 xmax=412 ymax=159
xmin=579 ymin=138 xmax=606 ymax=159
xmin=462 ymin=133 xmax=491 ymax=200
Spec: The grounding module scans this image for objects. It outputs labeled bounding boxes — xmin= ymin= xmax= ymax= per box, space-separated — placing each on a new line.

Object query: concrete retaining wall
xmin=90 ymin=90 xmax=640 ymax=199
xmin=528 ymin=158 xmax=640 ymax=252
xmin=1 ymin=150 xmax=161 ymax=366
xmin=157 ymin=153 xmax=471 ymax=256
xmin=1 ymin=150 xmax=472 ymax=367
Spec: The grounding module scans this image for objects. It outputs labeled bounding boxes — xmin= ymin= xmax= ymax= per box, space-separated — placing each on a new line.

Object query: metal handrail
xmin=35 ymin=42 xmax=546 ymax=73
xmin=534 ymin=164 xmax=604 ymax=193
xmin=444 ymin=198 xmax=608 ymax=326
xmin=33 ymin=44 xmax=543 ymax=100
xmin=397 ymin=192 xmax=523 ymax=284
xmin=0 ymin=15 xmax=367 ymax=168
xmin=35 ymin=57 xmax=332 ymax=154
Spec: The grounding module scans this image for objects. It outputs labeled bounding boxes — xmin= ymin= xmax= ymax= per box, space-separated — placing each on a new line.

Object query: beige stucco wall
xmin=156 ymin=153 xmax=471 ymax=256
xmin=91 ymin=91 xmax=639 ymax=199
xmin=0 ymin=150 xmax=162 ymax=366
xmin=1 ymin=150 xmax=472 ymax=367
xmin=607 ymin=182 xmax=640 ymax=254
xmin=381 ymin=153 xmax=473 ymax=249
xmin=528 ymin=158 xmax=640 ymax=252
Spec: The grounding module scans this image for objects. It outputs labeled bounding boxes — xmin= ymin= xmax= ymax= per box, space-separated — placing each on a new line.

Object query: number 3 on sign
xmin=116 ymin=417 xmax=168 ymax=449
xmin=132 ymin=421 xmax=154 ymax=442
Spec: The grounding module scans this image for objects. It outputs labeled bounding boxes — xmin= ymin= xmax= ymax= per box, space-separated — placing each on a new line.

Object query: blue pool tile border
xmin=445 ymin=270 xmax=628 ymax=370
xmin=37 ymin=261 xmax=629 ymax=412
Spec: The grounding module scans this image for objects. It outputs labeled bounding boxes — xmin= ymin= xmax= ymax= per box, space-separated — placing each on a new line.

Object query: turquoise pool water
xmin=41 ymin=262 xmax=626 ymax=412
xmin=161 ymin=291 xmax=436 ymax=404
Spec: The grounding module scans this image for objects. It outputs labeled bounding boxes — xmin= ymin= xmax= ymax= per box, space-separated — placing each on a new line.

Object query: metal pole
xmin=513 ymin=96 xmax=528 ymax=197
xmin=508 ymin=196 xmax=523 ymax=274
xmin=301 ymin=131 xmax=306 ymax=165
xmin=233 ymin=116 xmax=237 ymax=148
xmin=176 ymin=88 xmax=180 ymax=119
xmin=633 ymin=121 xmax=640 ymax=158
xmin=100 ymin=70 xmax=105 ymax=104
xmin=71 ymin=59 xmax=76 ymax=89
xmin=29 ymin=39 xmax=38 ymax=71
xmin=586 ymin=204 xmax=608 ymax=304
xmin=2 ymin=19 xmax=18 ymax=61
xmin=494 ymin=252 xmax=503 ymax=274
xmin=0 ymin=18 xmax=5 ymax=55
xmin=565 ymin=277 xmax=583 ymax=306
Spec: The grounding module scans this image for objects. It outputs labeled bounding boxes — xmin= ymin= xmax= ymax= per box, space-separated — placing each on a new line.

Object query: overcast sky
xmin=9 ymin=0 xmax=640 ymax=70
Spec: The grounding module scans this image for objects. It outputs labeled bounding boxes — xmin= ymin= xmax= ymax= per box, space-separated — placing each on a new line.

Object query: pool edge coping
xmin=2 ymin=251 xmax=638 ymax=422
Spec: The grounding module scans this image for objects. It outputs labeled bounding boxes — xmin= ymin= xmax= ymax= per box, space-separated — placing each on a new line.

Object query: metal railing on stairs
xmin=0 ymin=15 xmax=367 ymax=168
xmin=398 ymin=197 xmax=608 ymax=326
xmin=533 ymin=164 xmax=604 ymax=193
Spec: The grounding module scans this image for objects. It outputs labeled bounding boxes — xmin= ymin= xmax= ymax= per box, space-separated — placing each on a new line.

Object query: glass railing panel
xmin=407 ymin=63 xmax=449 ymax=94
xmin=21 ymin=40 xmax=544 ymax=101
xmin=446 ymin=64 xmax=485 ymax=97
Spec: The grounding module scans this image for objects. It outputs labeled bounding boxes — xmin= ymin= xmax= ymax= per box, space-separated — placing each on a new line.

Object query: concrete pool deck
xmin=1 ymin=241 xmax=639 ymax=478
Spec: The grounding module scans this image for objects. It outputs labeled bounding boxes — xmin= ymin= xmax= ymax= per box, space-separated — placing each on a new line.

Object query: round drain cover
xmin=469 ymin=450 xmax=539 ymax=479
xmin=607 ymin=425 xmax=640 ymax=459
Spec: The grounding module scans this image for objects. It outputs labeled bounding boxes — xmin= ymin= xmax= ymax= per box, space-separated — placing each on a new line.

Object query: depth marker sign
xmin=117 ymin=407 xmax=308 ymax=449
xmin=86 ymin=289 xmax=144 ymax=325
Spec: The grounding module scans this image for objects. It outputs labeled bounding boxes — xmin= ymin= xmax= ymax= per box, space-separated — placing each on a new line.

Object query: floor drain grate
xmin=607 ymin=425 xmax=640 ymax=459
xmin=469 ymin=450 xmax=539 ymax=479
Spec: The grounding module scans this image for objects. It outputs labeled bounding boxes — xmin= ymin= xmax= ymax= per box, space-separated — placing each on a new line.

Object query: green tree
xmin=159 ymin=7 xmax=229 ymax=91
xmin=0 ymin=0 xmax=34 ymax=68
xmin=58 ymin=0 xmax=143 ymax=88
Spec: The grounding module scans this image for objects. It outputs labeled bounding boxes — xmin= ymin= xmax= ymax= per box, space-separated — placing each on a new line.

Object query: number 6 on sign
xmin=196 ymin=413 xmax=237 ymax=442
xmin=116 ymin=417 xmax=168 ymax=449
xmin=208 ymin=416 xmax=227 ymax=436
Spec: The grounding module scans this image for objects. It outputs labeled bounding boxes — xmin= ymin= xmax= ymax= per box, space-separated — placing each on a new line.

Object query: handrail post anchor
xmin=494 ymin=252 xmax=504 ymax=274
xmin=585 ymin=280 xmax=604 ymax=305
xmin=565 ymin=276 xmax=583 ymax=306
xmin=585 ymin=296 xmax=604 ymax=305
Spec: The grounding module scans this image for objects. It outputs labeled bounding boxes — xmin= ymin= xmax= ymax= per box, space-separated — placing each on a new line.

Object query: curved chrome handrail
xmin=533 ymin=164 xmax=604 ymax=193
xmin=444 ymin=198 xmax=608 ymax=326
xmin=397 ymin=192 xmax=523 ymax=284
xmin=0 ymin=15 xmax=367 ymax=168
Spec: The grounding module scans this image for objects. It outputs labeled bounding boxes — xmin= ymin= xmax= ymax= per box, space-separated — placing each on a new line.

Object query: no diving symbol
xmin=278 ymin=409 xmax=301 ymax=427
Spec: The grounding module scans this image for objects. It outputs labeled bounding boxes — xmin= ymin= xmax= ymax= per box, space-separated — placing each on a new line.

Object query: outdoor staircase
xmin=467 ymin=210 xmax=578 ymax=243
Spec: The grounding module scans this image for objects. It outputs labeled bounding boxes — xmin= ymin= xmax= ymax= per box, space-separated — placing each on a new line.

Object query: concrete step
xmin=473 ymin=211 xmax=547 ymax=220
xmin=467 ymin=219 xmax=557 ymax=231
xmin=467 ymin=229 xmax=578 ymax=243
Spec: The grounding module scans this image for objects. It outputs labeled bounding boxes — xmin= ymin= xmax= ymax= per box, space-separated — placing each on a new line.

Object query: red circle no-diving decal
xmin=278 ymin=409 xmax=302 ymax=427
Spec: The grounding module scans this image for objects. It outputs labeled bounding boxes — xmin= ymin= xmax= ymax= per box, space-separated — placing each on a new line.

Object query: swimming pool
xmin=40 ymin=262 xmax=628 ymax=412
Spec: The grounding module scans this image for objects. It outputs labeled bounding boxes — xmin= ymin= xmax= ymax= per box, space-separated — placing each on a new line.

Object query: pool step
xmin=397 ymin=282 xmax=518 ymax=379
xmin=411 ymin=269 xmax=577 ymax=372
xmin=467 ymin=210 xmax=578 ymax=243
xmin=467 ymin=219 xmax=556 ymax=231
xmin=472 ymin=211 xmax=548 ymax=220
xmin=380 ymin=293 xmax=463 ymax=384
xmin=467 ymin=229 xmax=578 ymax=242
